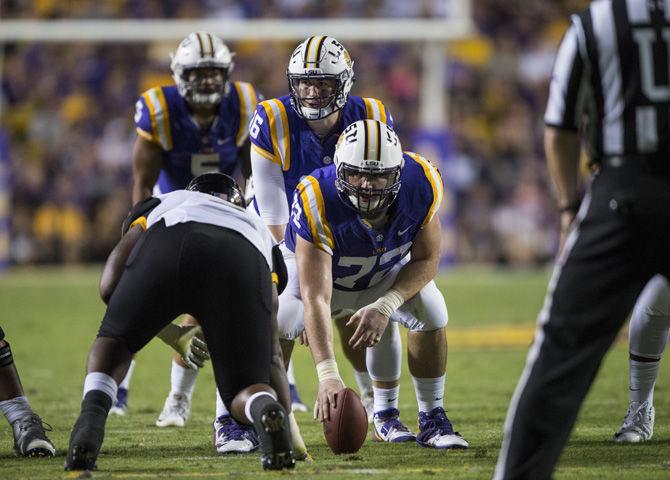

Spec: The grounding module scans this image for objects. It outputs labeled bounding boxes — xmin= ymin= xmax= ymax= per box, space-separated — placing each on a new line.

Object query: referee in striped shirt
xmin=494 ymin=1 xmax=670 ymax=478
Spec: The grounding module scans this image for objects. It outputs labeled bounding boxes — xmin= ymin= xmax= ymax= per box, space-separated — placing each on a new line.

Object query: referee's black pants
xmin=494 ymin=160 xmax=670 ymax=480
xmin=98 ymin=221 xmax=274 ymax=409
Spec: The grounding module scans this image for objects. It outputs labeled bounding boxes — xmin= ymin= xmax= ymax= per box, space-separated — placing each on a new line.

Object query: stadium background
xmin=2 ymin=3 xmax=670 ymax=479
xmin=0 ymin=0 xmax=589 ymax=270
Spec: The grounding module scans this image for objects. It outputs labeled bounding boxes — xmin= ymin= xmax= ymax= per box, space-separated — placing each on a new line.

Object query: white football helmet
xmin=334 ymin=120 xmax=404 ymax=217
xmin=170 ymin=31 xmax=235 ymax=108
xmin=286 ymin=35 xmax=355 ymax=120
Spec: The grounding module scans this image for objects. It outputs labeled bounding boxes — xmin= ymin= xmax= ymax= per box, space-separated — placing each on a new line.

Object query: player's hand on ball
xmin=314 ymin=378 xmax=345 ymax=422
xmin=346 ymin=307 xmax=389 ymax=350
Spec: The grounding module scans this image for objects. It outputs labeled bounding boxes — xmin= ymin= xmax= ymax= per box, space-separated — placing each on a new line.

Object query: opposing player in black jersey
xmin=64 ymin=173 xmax=295 ymax=472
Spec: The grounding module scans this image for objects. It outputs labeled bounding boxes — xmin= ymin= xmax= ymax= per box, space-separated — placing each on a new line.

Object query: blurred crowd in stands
xmin=1 ymin=0 xmax=589 ymax=267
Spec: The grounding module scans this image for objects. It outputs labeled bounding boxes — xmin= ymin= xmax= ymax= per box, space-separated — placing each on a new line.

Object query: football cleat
xmin=108 ymin=387 xmax=128 ymax=416
xmin=289 ymin=383 xmax=308 ymax=413
xmin=12 ymin=414 xmax=56 ymax=457
xmin=213 ymin=415 xmax=260 ymax=454
xmin=257 ymin=406 xmax=295 ymax=470
xmin=65 ymin=416 xmax=101 ymax=471
xmin=372 ymin=408 xmax=416 ymax=443
xmin=360 ymin=388 xmax=374 ymax=423
xmin=417 ymin=407 xmax=468 ymax=449
xmin=614 ymin=401 xmax=655 ymax=443
xmin=155 ymin=393 xmax=190 ymax=428
xmin=64 ymin=444 xmax=97 ymax=471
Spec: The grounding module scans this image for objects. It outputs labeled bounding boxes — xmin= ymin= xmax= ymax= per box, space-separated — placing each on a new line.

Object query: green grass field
xmin=0 ymin=267 xmax=668 ymax=479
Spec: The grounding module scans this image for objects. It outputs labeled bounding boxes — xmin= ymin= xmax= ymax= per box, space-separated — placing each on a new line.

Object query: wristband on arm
xmin=369 ymin=289 xmax=405 ymax=318
xmin=316 ymin=358 xmax=343 ymax=383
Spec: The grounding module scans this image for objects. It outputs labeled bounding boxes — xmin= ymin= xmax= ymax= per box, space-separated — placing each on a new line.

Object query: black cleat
xmin=12 ymin=414 xmax=56 ymax=457
xmin=64 ymin=410 xmax=106 ymax=471
xmin=64 ymin=443 xmax=98 ymax=471
xmin=259 ymin=408 xmax=295 ymax=471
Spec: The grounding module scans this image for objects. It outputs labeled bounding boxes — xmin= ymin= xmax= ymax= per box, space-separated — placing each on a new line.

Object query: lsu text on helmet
xmin=170 ymin=31 xmax=235 ymax=108
xmin=186 ymin=172 xmax=246 ymax=209
xmin=334 ymin=120 xmax=404 ymax=217
xmin=287 ymin=35 xmax=355 ymax=120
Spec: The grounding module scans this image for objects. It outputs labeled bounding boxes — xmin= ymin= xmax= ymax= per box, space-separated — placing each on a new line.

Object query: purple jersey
xmin=249 ymin=95 xmax=393 ymax=206
xmin=134 ymin=82 xmax=260 ymax=193
xmin=285 ymin=152 xmax=444 ymax=292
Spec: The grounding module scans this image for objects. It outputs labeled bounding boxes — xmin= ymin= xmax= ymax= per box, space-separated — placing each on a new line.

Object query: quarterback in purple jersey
xmin=285 ymin=120 xmax=468 ymax=449
xmin=250 ymin=35 xmax=398 ymax=419
xmin=133 ymin=32 xmax=259 ymax=200
xmin=126 ymin=31 xmax=264 ymax=455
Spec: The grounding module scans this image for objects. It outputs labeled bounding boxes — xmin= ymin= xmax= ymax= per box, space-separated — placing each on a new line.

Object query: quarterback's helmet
xmin=287 ymin=36 xmax=355 ymax=120
xmin=186 ymin=172 xmax=245 ymax=209
xmin=334 ymin=120 xmax=404 ymax=217
xmin=170 ymin=31 xmax=235 ymax=108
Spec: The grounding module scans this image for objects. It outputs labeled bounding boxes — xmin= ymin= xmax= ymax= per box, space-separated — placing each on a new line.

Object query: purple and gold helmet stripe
xmin=195 ymin=32 xmax=205 ymax=58
xmin=205 ymin=32 xmax=214 ymax=57
xmin=303 ymin=36 xmax=315 ymax=68
xmin=304 ymin=35 xmax=326 ymax=67
xmin=314 ymin=35 xmax=327 ymax=67
xmin=375 ymin=120 xmax=381 ymax=161
xmin=363 ymin=119 xmax=381 ymax=161
xmin=363 ymin=119 xmax=370 ymax=160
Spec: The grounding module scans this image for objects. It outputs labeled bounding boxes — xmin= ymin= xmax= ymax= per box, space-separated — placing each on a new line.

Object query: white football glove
xmin=157 ymin=324 xmax=210 ymax=370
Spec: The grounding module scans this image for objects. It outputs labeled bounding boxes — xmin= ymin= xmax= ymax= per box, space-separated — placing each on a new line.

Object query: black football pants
xmin=494 ymin=161 xmax=670 ymax=479
xmin=99 ymin=221 xmax=273 ymax=408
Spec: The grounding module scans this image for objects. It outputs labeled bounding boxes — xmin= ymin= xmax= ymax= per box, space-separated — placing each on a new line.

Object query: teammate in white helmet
xmin=250 ymin=35 xmax=401 ymax=424
xmin=119 ymin=31 xmax=269 ymax=455
xmin=285 ymin=120 xmax=469 ymax=449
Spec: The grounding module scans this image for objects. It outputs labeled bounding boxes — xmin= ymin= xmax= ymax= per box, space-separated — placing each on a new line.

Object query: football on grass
xmin=323 ymin=387 xmax=368 ymax=454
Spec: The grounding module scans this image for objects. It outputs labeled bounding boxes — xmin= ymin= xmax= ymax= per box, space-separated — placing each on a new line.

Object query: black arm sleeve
xmin=271 ymin=244 xmax=288 ymax=295
xmin=121 ymin=197 xmax=161 ymax=236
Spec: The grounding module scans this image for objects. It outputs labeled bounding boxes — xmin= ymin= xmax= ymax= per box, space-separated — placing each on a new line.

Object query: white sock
xmin=412 ymin=375 xmax=445 ymax=413
xmin=244 ymin=391 xmax=277 ymax=423
xmin=215 ymin=389 xmax=230 ymax=418
xmin=630 ymin=360 xmax=660 ymax=405
xmin=354 ymin=370 xmax=373 ymax=395
xmin=118 ymin=359 xmax=136 ymax=390
xmin=0 ymin=396 xmax=33 ymax=425
xmin=373 ymin=385 xmax=399 ymax=413
xmin=287 ymin=360 xmax=296 ymax=385
xmin=83 ymin=372 xmax=118 ymax=403
xmin=170 ymin=359 xmax=198 ymax=399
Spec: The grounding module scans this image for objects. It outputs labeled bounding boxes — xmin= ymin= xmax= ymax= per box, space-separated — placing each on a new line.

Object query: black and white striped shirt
xmin=545 ymin=0 xmax=670 ymax=158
